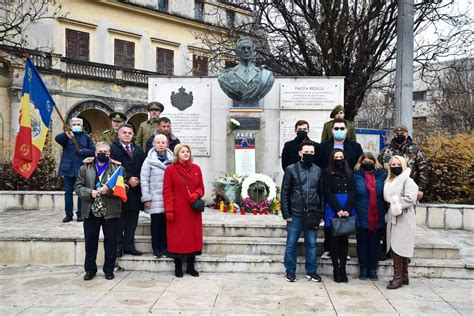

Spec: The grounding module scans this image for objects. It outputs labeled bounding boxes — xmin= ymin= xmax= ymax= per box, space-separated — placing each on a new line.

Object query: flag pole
xmin=53 ymin=105 xmax=81 ymax=152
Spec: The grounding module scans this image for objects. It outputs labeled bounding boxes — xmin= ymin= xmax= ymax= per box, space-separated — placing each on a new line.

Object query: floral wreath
xmin=241 ymin=174 xmax=277 ymax=211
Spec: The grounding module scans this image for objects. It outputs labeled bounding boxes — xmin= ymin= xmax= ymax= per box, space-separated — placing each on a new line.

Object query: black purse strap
xmin=295 ymin=163 xmax=308 ymax=211
xmin=177 ymin=172 xmax=192 ymax=197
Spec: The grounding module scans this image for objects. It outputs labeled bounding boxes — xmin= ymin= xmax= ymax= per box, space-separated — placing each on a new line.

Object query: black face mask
xmin=361 ymin=162 xmax=375 ymax=172
xmin=334 ymin=159 xmax=346 ymax=169
xmin=296 ymin=131 xmax=308 ymax=140
xmin=302 ymin=154 xmax=313 ymax=167
xmin=97 ymin=153 xmax=109 ymax=163
xmin=395 ymin=135 xmax=406 ymax=144
xmin=391 ymin=166 xmax=403 ymax=176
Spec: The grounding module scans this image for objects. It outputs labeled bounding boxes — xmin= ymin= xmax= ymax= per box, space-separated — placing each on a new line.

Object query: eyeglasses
xmin=333 ymin=127 xmax=345 ymax=131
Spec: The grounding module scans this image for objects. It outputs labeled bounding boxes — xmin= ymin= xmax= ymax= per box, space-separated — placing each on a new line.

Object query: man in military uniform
xmin=377 ymin=124 xmax=428 ymax=201
xmin=136 ymin=102 xmax=164 ymax=150
xmin=321 ymin=105 xmax=356 ymax=142
xmin=102 ymin=112 xmax=127 ymax=144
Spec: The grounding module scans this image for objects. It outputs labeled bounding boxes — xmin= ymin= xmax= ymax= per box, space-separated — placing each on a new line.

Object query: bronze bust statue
xmin=218 ymin=36 xmax=275 ymax=107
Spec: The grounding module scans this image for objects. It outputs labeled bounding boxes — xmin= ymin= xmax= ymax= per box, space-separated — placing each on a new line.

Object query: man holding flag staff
xmin=74 ymin=141 xmax=126 ymax=281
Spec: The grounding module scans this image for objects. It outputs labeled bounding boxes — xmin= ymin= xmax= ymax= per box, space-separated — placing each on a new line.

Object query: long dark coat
xmin=163 ymin=162 xmax=204 ymax=256
xmin=110 ymin=140 xmax=145 ymax=211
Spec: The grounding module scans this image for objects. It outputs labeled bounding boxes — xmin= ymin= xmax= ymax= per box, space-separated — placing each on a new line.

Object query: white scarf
xmin=384 ymin=168 xmax=411 ymax=219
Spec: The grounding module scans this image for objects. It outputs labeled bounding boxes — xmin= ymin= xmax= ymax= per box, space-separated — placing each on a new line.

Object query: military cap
xmin=109 ymin=112 xmax=127 ymax=122
xmin=147 ymin=101 xmax=164 ymax=112
xmin=393 ymin=124 xmax=408 ymax=133
xmin=330 ymin=105 xmax=345 ymax=119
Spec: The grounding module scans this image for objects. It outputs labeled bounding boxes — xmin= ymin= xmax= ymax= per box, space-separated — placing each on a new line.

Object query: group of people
xmin=281 ymin=105 xmax=426 ymax=290
xmin=56 ymin=102 xmax=204 ymax=280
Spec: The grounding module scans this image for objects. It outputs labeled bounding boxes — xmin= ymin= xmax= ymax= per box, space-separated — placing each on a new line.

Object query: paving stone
xmin=389 ymin=299 xmax=460 ymax=315
xmin=30 ymin=241 xmax=76 ymax=265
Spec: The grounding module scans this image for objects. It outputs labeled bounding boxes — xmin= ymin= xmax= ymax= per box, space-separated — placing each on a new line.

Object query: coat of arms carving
xmin=170 ymin=86 xmax=193 ymax=111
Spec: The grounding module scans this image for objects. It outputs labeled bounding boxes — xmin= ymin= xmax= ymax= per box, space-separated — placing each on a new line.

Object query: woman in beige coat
xmin=384 ymin=155 xmax=418 ymax=290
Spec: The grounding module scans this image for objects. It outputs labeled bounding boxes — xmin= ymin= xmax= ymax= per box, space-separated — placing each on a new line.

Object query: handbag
xmin=295 ymin=164 xmax=322 ymax=229
xmin=330 ymin=216 xmax=357 ymax=237
xmin=91 ymin=194 xmax=108 ymax=217
xmin=177 ymin=172 xmax=205 ymax=213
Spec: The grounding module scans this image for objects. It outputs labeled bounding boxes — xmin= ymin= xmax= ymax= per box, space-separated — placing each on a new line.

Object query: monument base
xmin=233 ymin=100 xmax=259 ymax=108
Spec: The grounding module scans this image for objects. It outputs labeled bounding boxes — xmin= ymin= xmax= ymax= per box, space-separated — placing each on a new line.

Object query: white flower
xmin=230 ymin=118 xmax=241 ymax=126
xmin=241 ymin=174 xmax=277 ymax=202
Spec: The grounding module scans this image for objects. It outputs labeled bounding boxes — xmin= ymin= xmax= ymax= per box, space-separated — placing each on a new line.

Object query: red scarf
xmin=174 ymin=160 xmax=194 ymax=181
xmin=365 ymin=171 xmax=379 ymax=232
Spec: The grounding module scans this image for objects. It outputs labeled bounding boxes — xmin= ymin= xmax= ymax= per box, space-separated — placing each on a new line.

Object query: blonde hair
xmin=354 ymin=152 xmax=383 ymax=171
xmin=173 ymin=144 xmax=193 ymax=164
xmin=152 ymin=134 xmax=168 ymax=145
xmin=386 ymin=155 xmax=408 ymax=180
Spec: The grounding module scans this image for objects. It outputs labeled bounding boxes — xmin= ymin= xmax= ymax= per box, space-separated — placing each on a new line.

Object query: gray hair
xmin=152 ymin=134 xmax=168 ymax=145
xmin=95 ymin=141 xmax=110 ymax=151
xmin=69 ymin=117 xmax=83 ymax=126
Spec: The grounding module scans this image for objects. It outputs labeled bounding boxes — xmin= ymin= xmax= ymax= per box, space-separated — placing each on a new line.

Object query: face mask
xmin=395 ymin=134 xmax=406 ymax=144
xmin=332 ymin=130 xmax=346 ymax=141
xmin=71 ymin=126 xmax=82 ymax=133
xmin=296 ymin=131 xmax=307 ymax=140
xmin=361 ymin=162 xmax=375 ymax=172
xmin=391 ymin=166 xmax=403 ymax=176
xmin=302 ymin=153 xmax=313 ymax=167
xmin=97 ymin=153 xmax=109 ymax=163
xmin=334 ymin=159 xmax=345 ymax=169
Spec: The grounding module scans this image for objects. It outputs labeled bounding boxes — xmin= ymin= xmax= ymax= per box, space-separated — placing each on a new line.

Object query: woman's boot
xmin=402 ymin=257 xmax=409 ymax=285
xmin=186 ymin=256 xmax=199 ymax=277
xmin=331 ymin=257 xmax=341 ymax=283
xmin=387 ymin=252 xmax=403 ymax=289
xmin=339 ymin=255 xmax=348 ymax=283
xmin=174 ymin=258 xmax=183 ymax=278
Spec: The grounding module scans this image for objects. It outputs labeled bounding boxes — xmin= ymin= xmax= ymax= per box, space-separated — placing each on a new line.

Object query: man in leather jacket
xmin=281 ymin=140 xmax=323 ymax=283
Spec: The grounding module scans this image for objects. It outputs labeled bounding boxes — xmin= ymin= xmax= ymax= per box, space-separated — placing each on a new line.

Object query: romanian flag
xmin=12 ymin=59 xmax=55 ymax=179
xmin=105 ymin=166 xmax=128 ymax=202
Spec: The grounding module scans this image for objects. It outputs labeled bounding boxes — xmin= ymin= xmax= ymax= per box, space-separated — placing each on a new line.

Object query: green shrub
xmin=419 ymin=133 xmax=474 ymax=203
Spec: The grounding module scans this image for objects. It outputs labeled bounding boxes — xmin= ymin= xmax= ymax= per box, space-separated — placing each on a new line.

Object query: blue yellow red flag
xmin=12 ymin=58 xmax=55 ymax=179
xmin=105 ymin=166 xmax=128 ymax=202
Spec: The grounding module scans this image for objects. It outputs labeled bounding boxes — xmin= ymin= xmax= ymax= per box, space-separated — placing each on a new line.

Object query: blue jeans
xmin=64 ymin=176 xmax=81 ymax=218
xmin=284 ymin=214 xmax=318 ymax=274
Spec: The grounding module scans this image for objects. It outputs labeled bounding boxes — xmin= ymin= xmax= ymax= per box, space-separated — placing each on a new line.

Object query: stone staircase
xmin=117 ymin=210 xmax=473 ymax=278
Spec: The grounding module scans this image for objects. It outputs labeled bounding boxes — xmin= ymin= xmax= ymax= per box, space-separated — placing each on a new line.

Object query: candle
xmin=219 ymin=201 xmax=225 ymax=212
xmin=229 ymin=202 xmax=235 ymax=214
xmin=252 ymin=208 xmax=257 ymax=215
xmin=224 ymin=205 xmax=228 ymax=213
xmin=264 ymin=208 xmax=269 ymax=215
xmin=240 ymin=207 xmax=246 ymax=215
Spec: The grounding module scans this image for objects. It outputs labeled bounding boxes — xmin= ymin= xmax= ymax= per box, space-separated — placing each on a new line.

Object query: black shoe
xmin=76 ymin=217 xmax=84 ymax=222
xmin=124 ymin=248 xmax=142 ymax=256
xmin=359 ymin=269 xmax=368 ymax=280
xmin=379 ymin=252 xmax=387 ymax=261
xmin=153 ymin=250 xmax=163 ymax=258
xmin=116 ymin=249 xmax=123 ymax=258
xmin=105 ymin=273 xmax=114 ymax=280
xmin=368 ymin=269 xmax=378 ymax=281
xmin=285 ymin=272 xmax=296 ymax=282
xmin=186 ymin=268 xmax=199 ymax=277
xmin=333 ymin=267 xmax=342 ymax=283
xmin=306 ymin=273 xmax=322 ymax=282
xmin=175 ymin=258 xmax=183 ymax=278
xmin=84 ymin=272 xmax=95 ymax=281
xmin=62 ymin=216 xmax=73 ymax=223
xmin=340 ymin=267 xmax=348 ymax=283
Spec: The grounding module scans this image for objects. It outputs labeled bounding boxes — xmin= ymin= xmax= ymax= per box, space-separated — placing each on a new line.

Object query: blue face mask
xmin=71 ymin=126 xmax=82 ymax=133
xmin=332 ymin=130 xmax=346 ymax=141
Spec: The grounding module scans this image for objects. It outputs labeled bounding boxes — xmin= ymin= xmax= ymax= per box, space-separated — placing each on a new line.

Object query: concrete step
xmin=117 ymin=254 xmax=474 ymax=279
xmin=134 ymin=235 xmax=460 ymax=259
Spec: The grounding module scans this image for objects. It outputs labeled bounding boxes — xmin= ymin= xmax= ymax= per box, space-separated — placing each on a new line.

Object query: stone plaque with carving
xmin=280 ymin=79 xmax=344 ymax=110
xmin=231 ymin=117 xmax=261 ymax=130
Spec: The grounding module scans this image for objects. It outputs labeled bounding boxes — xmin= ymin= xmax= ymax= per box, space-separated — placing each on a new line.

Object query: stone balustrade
xmin=1 ymin=191 xmax=472 ymax=230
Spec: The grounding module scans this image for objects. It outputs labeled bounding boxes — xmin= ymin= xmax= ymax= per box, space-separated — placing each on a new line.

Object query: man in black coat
xmin=315 ymin=118 xmax=363 ymax=260
xmin=144 ymin=117 xmax=181 ymax=154
xmin=110 ymin=124 xmax=145 ymax=257
xmin=281 ymin=120 xmax=319 ymax=170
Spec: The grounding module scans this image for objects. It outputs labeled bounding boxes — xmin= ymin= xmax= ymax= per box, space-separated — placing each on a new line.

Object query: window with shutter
xmin=192 ymin=54 xmax=208 ymax=76
xmin=194 ymin=1 xmax=204 ymax=21
xmin=65 ymin=28 xmax=89 ymax=61
xmin=158 ymin=0 xmax=168 ymax=11
xmin=156 ymin=47 xmax=174 ymax=75
xmin=114 ymin=39 xmax=135 ymax=69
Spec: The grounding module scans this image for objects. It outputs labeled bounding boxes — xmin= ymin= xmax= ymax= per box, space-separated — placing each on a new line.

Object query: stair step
xmin=117 ymin=254 xmax=474 ymax=279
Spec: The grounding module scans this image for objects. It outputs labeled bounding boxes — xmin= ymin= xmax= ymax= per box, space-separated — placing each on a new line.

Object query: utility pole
xmin=395 ymin=0 xmax=414 ymax=135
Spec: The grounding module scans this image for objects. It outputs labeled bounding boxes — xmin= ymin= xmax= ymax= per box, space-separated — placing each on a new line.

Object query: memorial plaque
xmin=149 ymin=81 xmax=211 ymax=156
xmin=235 ymin=132 xmax=256 ymax=176
xmin=231 ymin=117 xmax=261 ymax=130
xmin=280 ymin=79 xmax=344 ymax=110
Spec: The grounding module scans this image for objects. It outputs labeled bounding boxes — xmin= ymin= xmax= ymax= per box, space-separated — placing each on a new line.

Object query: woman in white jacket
xmin=141 ymin=134 xmax=174 ymax=257
xmin=384 ymin=155 xmax=418 ymax=290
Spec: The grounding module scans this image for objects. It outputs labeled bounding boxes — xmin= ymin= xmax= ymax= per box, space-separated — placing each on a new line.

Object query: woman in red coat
xmin=163 ymin=144 xmax=204 ymax=278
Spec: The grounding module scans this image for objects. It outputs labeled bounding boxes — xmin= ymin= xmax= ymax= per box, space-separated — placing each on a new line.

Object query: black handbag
xmin=295 ymin=164 xmax=322 ymax=229
xmin=330 ymin=216 xmax=357 ymax=237
xmin=178 ymin=172 xmax=205 ymax=213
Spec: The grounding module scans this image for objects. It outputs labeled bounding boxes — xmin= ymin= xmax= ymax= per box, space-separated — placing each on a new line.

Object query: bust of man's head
xmin=235 ymin=36 xmax=255 ymax=63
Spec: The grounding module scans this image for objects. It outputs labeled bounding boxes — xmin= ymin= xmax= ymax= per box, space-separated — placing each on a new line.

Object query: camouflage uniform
xmin=136 ymin=120 xmax=158 ymax=150
xmin=377 ymin=137 xmax=428 ymax=191
xmin=101 ymin=129 xmax=118 ymax=144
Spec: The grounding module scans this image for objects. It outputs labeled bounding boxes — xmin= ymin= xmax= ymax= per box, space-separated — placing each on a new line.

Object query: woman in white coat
xmin=384 ymin=155 xmax=418 ymax=290
xmin=141 ymin=134 xmax=174 ymax=257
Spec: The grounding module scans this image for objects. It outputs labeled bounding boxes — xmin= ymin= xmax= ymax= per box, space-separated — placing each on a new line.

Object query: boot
xmin=339 ymin=255 xmax=348 ymax=283
xmin=186 ymin=256 xmax=199 ymax=277
xmin=331 ymin=257 xmax=341 ymax=283
xmin=402 ymin=257 xmax=409 ymax=285
xmin=387 ymin=251 xmax=403 ymax=289
xmin=174 ymin=258 xmax=183 ymax=278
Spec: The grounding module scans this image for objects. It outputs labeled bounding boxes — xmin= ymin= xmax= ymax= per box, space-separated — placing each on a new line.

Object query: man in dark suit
xmin=281 ymin=120 xmax=319 ymax=171
xmin=315 ymin=118 xmax=363 ymax=260
xmin=110 ymin=124 xmax=145 ymax=257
